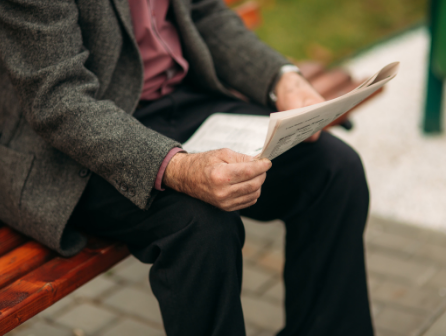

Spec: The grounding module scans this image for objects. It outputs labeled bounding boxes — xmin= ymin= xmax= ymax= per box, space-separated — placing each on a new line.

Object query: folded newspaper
xmin=183 ymin=62 xmax=399 ymax=160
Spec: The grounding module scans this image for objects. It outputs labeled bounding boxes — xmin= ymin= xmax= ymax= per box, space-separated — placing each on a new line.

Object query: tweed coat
xmin=0 ymin=0 xmax=289 ymax=256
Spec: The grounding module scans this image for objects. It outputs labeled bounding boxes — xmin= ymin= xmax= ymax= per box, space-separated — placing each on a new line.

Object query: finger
xmin=222 ymin=189 xmax=261 ymax=211
xmin=228 ymin=199 xmax=258 ymax=212
xmin=227 ymin=159 xmax=272 ymax=184
xmin=227 ymin=172 xmax=266 ymax=198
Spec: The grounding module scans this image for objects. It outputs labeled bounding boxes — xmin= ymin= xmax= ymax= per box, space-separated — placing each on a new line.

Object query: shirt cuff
xmin=155 ymin=147 xmax=186 ymax=191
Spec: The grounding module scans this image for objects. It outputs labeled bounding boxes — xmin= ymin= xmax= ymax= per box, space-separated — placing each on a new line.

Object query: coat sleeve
xmin=0 ymin=0 xmax=181 ymax=210
xmin=191 ymin=0 xmax=291 ymax=106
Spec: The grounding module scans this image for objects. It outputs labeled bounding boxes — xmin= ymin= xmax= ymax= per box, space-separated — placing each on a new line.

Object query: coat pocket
xmin=0 ymin=145 xmax=34 ymax=226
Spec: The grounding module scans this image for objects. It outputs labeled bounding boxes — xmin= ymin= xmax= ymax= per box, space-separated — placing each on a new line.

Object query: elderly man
xmin=0 ymin=0 xmax=373 ymax=335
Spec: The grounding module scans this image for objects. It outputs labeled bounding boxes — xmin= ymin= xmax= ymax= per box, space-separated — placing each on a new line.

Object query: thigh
xmin=69 ymin=173 xmax=245 ymax=262
xmin=240 ymin=131 xmax=367 ymax=222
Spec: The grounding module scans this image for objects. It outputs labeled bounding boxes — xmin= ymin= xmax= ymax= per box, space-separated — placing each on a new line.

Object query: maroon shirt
xmin=128 ymin=0 xmax=187 ymax=190
xmin=128 ymin=0 xmax=189 ymax=101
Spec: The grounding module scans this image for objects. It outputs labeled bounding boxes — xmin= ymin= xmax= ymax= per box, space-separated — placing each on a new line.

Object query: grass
xmin=254 ymin=0 xmax=428 ymax=64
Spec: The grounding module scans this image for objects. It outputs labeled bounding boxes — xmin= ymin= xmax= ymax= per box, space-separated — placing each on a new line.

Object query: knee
xmin=319 ymin=133 xmax=368 ymax=195
xmin=312 ymin=134 xmax=370 ymax=226
xmin=179 ymin=195 xmax=246 ymax=251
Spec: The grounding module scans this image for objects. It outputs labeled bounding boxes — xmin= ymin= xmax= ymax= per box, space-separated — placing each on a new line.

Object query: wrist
xmin=269 ymin=65 xmax=302 ymax=109
xmin=275 ymin=71 xmax=324 ymax=111
xmin=163 ymin=152 xmax=189 ymax=191
xmin=275 ymin=72 xmax=306 ymax=111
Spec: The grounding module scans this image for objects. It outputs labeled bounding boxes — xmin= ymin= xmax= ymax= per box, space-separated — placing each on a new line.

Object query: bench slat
xmin=0 ymin=226 xmax=28 ymax=256
xmin=234 ymin=1 xmax=262 ymax=30
xmin=309 ymin=69 xmax=351 ymax=97
xmin=0 ymin=241 xmax=55 ymax=290
xmin=0 ymin=239 xmax=129 ymax=335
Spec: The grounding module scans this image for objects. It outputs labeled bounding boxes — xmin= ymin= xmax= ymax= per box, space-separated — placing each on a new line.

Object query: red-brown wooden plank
xmin=309 ymin=69 xmax=351 ymax=98
xmin=234 ymin=1 xmax=262 ymax=30
xmin=0 ymin=239 xmax=129 ymax=334
xmin=0 ymin=241 xmax=54 ymax=290
xmin=323 ymin=82 xmax=384 ymax=129
xmin=0 ymin=226 xmax=28 ymax=256
xmin=324 ymin=81 xmax=359 ymax=101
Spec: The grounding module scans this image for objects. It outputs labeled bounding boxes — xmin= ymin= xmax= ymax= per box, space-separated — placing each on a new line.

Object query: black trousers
xmin=70 ymin=85 xmax=374 ymax=336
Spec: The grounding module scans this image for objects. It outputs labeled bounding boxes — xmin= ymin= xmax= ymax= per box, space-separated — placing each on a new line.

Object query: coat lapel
xmin=110 ymin=0 xmax=137 ymax=45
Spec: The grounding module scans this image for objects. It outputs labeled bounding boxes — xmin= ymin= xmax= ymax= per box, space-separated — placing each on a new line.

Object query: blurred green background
xmin=254 ymin=0 xmax=428 ymax=64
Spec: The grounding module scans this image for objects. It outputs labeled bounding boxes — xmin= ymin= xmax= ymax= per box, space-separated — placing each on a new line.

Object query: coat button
xmin=128 ymin=189 xmax=135 ymax=197
xmin=79 ymin=168 xmax=90 ymax=178
xmin=120 ymin=183 xmax=128 ymax=192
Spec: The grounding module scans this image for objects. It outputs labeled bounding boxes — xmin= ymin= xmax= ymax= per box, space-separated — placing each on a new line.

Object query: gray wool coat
xmin=0 ymin=0 xmax=289 ymax=256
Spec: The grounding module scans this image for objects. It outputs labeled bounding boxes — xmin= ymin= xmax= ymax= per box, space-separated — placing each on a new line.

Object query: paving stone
xmin=372 ymin=281 xmax=445 ymax=313
xmin=100 ymin=318 xmax=164 ymax=336
xmin=36 ymin=295 xmax=75 ymax=320
xmin=5 ymin=321 xmax=73 ymax=336
xmin=426 ymin=269 xmax=446 ymax=289
xmin=242 ymin=266 xmax=275 ymax=294
xmin=257 ymin=248 xmax=284 ymax=273
xmin=426 ymin=230 xmax=446 ymax=247
xmin=56 ymin=303 xmax=117 ymax=335
xmin=269 ymin=227 xmax=285 ymax=249
xmin=245 ymin=323 xmax=259 ymax=336
xmin=241 ymin=295 xmax=284 ymax=331
xmin=423 ymin=309 xmax=446 ymax=336
xmin=368 ymin=217 xmax=430 ymax=242
xmin=242 ymin=217 xmax=283 ymax=243
xmin=371 ymin=302 xmax=384 ymax=319
xmin=72 ymin=276 xmax=117 ymax=299
xmin=255 ymin=330 xmax=276 ymax=336
xmin=373 ymin=306 xmax=426 ymax=335
xmin=414 ymin=243 xmax=446 ymax=266
xmin=262 ymin=279 xmax=284 ymax=303
xmin=107 ymin=255 xmax=138 ymax=274
xmin=364 ymin=223 xmax=383 ymax=242
xmin=374 ymin=327 xmax=404 ymax=336
xmin=367 ymin=231 xmax=421 ymax=256
xmin=367 ymin=252 xmax=436 ymax=285
xmin=112 ymin=260 xmax=151 ymax=284
xmin=103 ymin=286 xmax=163 ymax=326
xmin=368 ymin=275 xmax=383 ymax=291
xmin=243 ymin=239 xmax=267 ymax=261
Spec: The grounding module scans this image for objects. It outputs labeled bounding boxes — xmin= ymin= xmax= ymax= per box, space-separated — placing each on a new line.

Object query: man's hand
xmin=275 ymin=71 xmax=325 ymax=142
xmin=163 ymin=149 xmax=272 ymax=211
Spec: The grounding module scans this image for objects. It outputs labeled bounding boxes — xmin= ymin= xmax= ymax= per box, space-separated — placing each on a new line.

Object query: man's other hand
xmin=275 ymin=71 xmax=325 ymax=142
xmin=163 ymin=149 xmax=272 ymax=211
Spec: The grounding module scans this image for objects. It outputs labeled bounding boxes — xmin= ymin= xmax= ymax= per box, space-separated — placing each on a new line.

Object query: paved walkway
xmin=6 ymin=215 xmax=446 ymax=336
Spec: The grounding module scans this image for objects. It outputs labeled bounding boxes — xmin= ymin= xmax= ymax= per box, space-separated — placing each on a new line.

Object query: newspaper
xmin=183 ymin=62 xmax=399 ymax=160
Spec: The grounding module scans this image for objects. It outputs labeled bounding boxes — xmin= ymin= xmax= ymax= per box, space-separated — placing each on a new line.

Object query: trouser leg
xmin=71 ymin=85 xmax=373 ymax=335
xmin=242 ymin=132 xmax=374 ymax=336
xmin=71 ymin=182 xmax=246 ymax=336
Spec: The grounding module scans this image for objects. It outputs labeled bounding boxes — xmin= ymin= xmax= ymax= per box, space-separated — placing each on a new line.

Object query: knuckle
xmin=214 ymin=189 xmax=227 ymax=201
xmin=210 ymin=171 xmax=224 ymax=184
xmin=220 ymin=148 xmax=231 ymax=157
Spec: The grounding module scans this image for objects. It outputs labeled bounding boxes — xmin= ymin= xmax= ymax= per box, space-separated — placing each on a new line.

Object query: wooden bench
xmin=0 ymin=3 xmax=383 ymax=334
